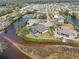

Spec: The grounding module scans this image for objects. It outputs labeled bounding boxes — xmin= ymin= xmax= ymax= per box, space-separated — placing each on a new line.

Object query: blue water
xmin=14 ymin=14 xmax=33 ymax=29
xmin=67 ymin=16 xmax=79 ymax=28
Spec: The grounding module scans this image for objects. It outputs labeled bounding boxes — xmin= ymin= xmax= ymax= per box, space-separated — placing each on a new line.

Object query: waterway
xmin=67 ymin=16 xmax=79 ymax=28
xmin=14 ymin=14 xmax=33 ymax=29
xmin=0 ymin=14 xmax=33 ymax=59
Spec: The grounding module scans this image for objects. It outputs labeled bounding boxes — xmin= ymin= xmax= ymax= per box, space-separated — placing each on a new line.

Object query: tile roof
xmin=31 ymin=24 xmax=47 ymax=34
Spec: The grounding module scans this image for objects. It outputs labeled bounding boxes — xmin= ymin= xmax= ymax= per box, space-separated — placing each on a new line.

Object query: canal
xmin=67 ymin=16 xmax=79 ymax=28
xmin=0 ymin=14 xmax=33 ymax=59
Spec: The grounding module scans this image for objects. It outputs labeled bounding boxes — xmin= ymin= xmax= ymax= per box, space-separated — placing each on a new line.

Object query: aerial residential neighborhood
xmin=0 ymin=0 xmax=79 ymax=59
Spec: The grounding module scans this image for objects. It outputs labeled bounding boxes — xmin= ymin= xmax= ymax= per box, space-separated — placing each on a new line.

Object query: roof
xmin=54 ymin=15 xmax=65 ymax=22
xmin=54 ymin=15 xmax=59 ymax=19
xmin=22 ymin=14 xmax=32 ymax=19
xmin=31 ymin=24 xmax=47 ymax=34
xmin=40 ymin=21 xmax=53 ymax=27
xmin=54 ymin=15 xmax=65 ymax=20
xmin=27 ymin=19 xmax=39 ymax=26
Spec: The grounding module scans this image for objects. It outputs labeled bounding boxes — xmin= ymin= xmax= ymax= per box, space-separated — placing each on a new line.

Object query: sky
xmin=0 ymin=0 xmax=78 ymax=4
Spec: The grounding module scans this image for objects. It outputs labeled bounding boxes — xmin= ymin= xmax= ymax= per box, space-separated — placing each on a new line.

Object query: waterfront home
xmin=0 ymin=22 xmax=4 ymax=27
xmin=54 ymin=26 xmax=78 ymax=39
xmin=54 ymin=15 xmax=65 ymax=23
xmin=30 ymin=24 xmax=48 ymax=36
xmin=0 ymin=19 xmax=6 ymax=27
xmin=27 ymin=19 xmax=39 ymax=27
xmin=22 ymin=14 xmax=33 ymax=20
xmin=6 ymin=15 xmax=14 ymax=21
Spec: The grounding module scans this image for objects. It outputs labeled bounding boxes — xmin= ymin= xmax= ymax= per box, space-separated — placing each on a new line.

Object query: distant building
xmin=22 ymin=14 xmax=33 ymax=20
xmin=0 ymin=21 xmax=5 ymax=27
xmin=6 ymin=15 xmax=14 ymax=21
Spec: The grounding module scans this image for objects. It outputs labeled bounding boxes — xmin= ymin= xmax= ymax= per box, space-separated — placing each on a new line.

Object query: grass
xmin=18 ymin=32 xmax=60 ymax=43
xmin=16 ymin=26 xmax=61 ymax=43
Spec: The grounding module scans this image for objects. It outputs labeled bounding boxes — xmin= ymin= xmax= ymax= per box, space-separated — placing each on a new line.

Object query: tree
xmin=71 ymin=12 xmax=77 ymax=19
xmin=37 ymin=13 xmax=47 ymax=19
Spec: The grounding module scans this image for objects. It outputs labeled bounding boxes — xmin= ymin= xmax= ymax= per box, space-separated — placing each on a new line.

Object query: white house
xmin=27 ymin=19 xmax=39 ymax=27
xmin=54 ymin=15 xmax=65 ymax=23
